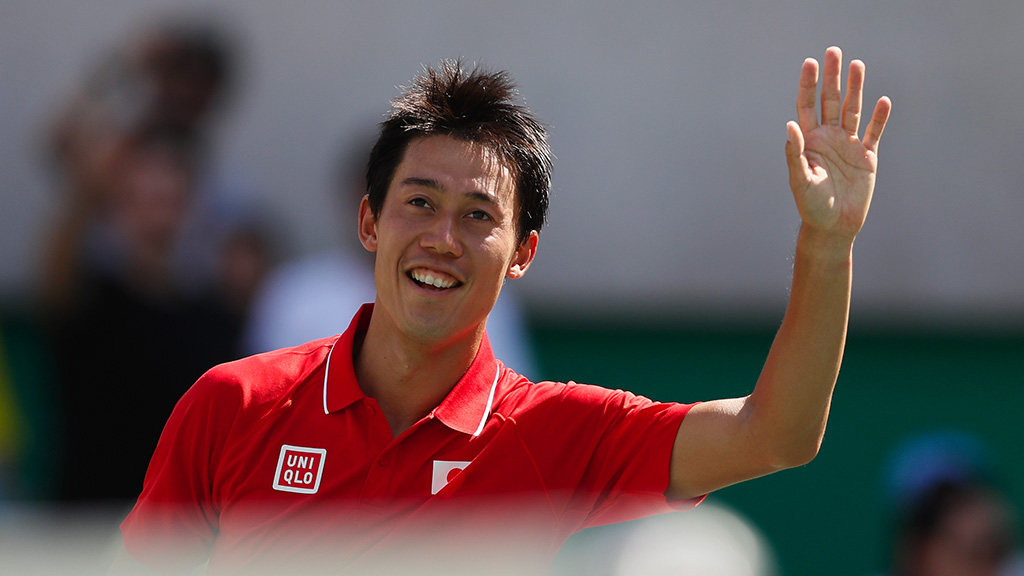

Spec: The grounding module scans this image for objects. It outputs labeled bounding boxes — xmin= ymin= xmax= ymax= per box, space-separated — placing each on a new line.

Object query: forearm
xmin=668 ymin=47 xmax=888 ymax=499
xmin=748 ymin=224 xmax=854 ymax=467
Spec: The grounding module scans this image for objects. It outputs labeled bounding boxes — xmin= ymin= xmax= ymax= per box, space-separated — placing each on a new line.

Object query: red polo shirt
xmin=122 ymin=304 xmax=698 ymax=574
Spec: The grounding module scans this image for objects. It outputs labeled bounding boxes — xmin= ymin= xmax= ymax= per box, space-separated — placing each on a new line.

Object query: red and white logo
xmin=273 ymin=444 xmax=326 ymax=494
xmin=431 ymin=460 xmax=472 ymax=495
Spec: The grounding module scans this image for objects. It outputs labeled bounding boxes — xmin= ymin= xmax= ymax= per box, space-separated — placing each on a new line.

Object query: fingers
xmin=797 ymin=47 xmax=890 ymax=151
xmin=862 ymin=96 xmax=892 ymax=153
xmin=842 ymin=60 xmax=865 ymax=135
xmin=796 ymin=58 xmax=819 ymax=132
xmin=820 ymin=46 xmax=843 ymax=126
xmin=785 ymin=120 xmax=810 ymax=189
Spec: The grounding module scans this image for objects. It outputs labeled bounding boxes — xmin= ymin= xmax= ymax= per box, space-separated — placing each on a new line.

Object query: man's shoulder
xmin=496 ymin=372 xmax=645 ymax=416
xmin=495 ymin=372 xmax=694 ymax=436
xmin=192 ymin=336 xmax=338 ymax=411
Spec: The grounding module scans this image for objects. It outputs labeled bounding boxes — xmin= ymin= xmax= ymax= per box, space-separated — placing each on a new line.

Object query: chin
xmin=406 ymin=315 xmax=484 ymax=347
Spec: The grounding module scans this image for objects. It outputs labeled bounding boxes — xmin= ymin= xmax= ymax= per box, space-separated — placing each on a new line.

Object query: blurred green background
xmin=533 ymin=317 xmax=1024 ymax=575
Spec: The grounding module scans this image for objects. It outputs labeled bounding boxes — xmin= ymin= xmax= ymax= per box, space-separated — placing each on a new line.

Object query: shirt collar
xmin=323 ymin=303 xmax=373 ymax=414
xmin=433 ymin=334 xmax=501 ymax=436
xmin=323 ymin=303 xmax=503 ymax=436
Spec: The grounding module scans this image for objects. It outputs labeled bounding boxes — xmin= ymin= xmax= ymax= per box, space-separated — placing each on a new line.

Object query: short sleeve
xmin=512 ymin=382 xmax=702 ymax=530
xmin=580 ymin=388 xmax=701 ymax=527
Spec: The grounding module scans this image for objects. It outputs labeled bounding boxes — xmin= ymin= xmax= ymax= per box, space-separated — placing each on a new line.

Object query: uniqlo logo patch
xmin=273 ymin=445 xmax=326 ymax=494
xmin=431 ymin=460 xmax=472 ymax=495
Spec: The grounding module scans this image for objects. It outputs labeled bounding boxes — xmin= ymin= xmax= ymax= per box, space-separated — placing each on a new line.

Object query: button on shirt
xmin=121 ymin=304 xmax=698 ymax=575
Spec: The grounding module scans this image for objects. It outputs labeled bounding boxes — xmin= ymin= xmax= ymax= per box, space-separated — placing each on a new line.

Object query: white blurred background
xmin=3 ymin=0 xmax=1022 ymax=328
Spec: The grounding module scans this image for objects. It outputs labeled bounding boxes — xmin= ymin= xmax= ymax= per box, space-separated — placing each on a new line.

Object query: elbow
xmin=766 ymin=432 xmax=823 ymax=471
xmin=784 ymin=438 xmax=823 ymax=469
xmin=742 ymin=396 xmax=829 ymax=471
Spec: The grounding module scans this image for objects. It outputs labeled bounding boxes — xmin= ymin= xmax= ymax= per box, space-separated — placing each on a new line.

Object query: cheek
xmin=480 ymin=237 xmax=518 ymax=272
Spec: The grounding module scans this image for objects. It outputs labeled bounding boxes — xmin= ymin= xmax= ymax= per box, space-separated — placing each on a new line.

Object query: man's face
xmin=359 ymin=135 xmax=537 ymax=346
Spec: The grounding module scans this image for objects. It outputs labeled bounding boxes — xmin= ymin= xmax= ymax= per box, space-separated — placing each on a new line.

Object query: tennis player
xmin=112 ymin=47 xmax=890 ymax=575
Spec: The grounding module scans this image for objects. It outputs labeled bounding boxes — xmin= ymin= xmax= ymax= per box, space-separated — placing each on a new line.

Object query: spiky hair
xmin=366 ymin=60 xmax=552 ymax=244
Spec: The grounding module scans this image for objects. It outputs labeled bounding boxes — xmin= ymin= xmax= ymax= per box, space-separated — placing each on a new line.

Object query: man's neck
xmin=354 ymin=312 xmax=483 ymax=438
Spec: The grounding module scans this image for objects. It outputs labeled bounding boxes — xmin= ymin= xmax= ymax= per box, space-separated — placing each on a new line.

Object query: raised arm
xmin=667 ymin=47 xmax=891 ymax=499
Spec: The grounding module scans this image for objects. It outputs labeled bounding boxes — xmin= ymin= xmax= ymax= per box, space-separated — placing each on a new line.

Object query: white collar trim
xmin=472 ymin=366 xmax=501 ymax=437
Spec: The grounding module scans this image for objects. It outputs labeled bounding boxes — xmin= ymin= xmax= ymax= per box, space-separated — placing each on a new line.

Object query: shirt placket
xmin=358 ymin=403 xmax=442 ymax=512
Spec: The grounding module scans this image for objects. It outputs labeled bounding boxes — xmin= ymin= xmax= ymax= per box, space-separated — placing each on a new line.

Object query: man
xmin=114 ymin=47 xmax=890 ymax=574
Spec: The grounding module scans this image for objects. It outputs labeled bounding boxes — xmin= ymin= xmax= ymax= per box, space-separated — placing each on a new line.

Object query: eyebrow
xmin=401 ymin=177 xmax=499 ymax=206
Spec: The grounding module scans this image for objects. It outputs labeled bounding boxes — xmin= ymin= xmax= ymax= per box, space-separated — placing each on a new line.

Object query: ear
xmin=357 ymin=195 xmax=378 ymax=252
xmin=506 ymin=230 xmax=539 ymax=279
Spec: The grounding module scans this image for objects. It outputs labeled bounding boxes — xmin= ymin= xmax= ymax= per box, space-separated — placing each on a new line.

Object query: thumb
xmin=784 ymin=121 xmax=810 ymax=190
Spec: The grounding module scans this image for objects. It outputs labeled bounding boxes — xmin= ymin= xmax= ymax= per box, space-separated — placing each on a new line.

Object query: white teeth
xmin=412 ymin=270 xmax=457 ymax=289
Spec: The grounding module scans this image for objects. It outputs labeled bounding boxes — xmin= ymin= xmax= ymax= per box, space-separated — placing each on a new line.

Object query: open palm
xmin=785 ymin=47 xmax=891 ymax=241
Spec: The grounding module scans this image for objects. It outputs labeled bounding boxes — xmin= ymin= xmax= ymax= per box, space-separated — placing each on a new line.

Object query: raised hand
xmin=785 ymin=46 xmax=891 ymax=241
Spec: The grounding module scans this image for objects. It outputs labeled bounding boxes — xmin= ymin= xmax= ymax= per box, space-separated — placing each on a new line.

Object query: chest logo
xmin=431 ymin=460 xmax=473 ymax=495
xmin=273 ymin=444 xmax=327 ymax=494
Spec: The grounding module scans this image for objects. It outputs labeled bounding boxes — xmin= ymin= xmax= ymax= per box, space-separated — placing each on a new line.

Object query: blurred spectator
xmin=883 ymin=431 xmax=1022 ymax=576
xmin=46 ymin=129 xmax=248 ymax=503
xmin=43 ymin=16 xmax=260 ymax=310
xmin=244 ymin=132 xmax=541 ymax=379
xmin=38 ymin=17 xmax=275 ymax=504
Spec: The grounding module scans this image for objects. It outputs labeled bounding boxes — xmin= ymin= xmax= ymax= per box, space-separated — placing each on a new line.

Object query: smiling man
xmin=355 ymin=133 xmax=537 ymax=437
xmin=115 ymin=51 xmax=890 ymax=575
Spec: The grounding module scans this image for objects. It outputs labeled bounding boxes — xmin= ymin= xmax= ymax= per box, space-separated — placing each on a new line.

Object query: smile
xmin=409 ymin=268 xmax=462 ymax=290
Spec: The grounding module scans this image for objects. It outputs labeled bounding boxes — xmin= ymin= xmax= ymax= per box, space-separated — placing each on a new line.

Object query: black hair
xmin=366 ymin=60 xmax=552 ymax=245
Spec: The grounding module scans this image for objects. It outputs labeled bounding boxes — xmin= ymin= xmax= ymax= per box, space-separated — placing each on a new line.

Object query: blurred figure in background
xmin=883 ymin=431 xmax=1022 ymax=576
xmin=43 ymin=15 xmax=270 ymax=313
xmin=244 ymin=130 xmax=541 ymax=379
xmin=39 ymin=17 xmax=276 ymax=504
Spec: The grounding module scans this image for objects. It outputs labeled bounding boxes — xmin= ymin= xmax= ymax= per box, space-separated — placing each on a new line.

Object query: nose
xmin=420 ymin=214 xmax=462 ymax=257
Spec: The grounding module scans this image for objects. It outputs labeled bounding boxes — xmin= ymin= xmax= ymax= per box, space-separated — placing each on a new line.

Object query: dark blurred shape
xmin=36 ymin=16 xmax=274 ymax=505
xmin=0 ymin=327 xmax=24 ymax=497
xmin=884 ymin=431 xmax=1021 ymax=576
xmin=47 ymin=131 xmax=244 ymax=503
xmin=48 ymin=17 xmax=234 ymax=174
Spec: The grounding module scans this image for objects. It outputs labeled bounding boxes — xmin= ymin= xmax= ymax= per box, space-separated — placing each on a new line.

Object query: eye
xmin=409 ymin=197 xmax=431 ymax=209
xmin=467 ymin=209 xmax=493 ymax=222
